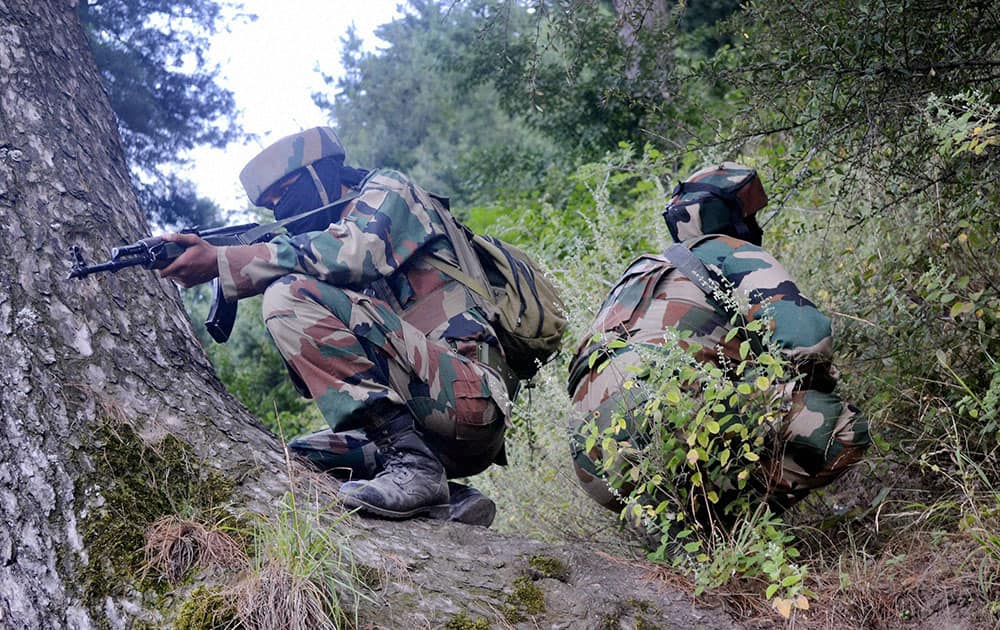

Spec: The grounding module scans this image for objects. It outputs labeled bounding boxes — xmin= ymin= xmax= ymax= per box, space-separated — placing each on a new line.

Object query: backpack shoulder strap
xmin=424 ymin=255 xmax=492 ymax=300
xmin=425 ymin=195 xmax=499 ymax=318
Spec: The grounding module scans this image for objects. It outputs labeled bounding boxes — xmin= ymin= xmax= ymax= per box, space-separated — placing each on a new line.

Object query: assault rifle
xmin=68 ymin=223 xmax=277 ymax=343
xmin=67 ymin=191 xmax=360 ymax=344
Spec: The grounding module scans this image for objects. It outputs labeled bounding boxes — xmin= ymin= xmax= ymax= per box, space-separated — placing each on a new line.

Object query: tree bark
xmin=613 ymin=0 xmax=673 ymax=88
xmin=0 ymin=2 xmax=286 ymax=627
xmin=0 ymin=2 xmax=738 ymax=628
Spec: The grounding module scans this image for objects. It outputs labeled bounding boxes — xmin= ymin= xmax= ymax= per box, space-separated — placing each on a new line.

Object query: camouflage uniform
xmin=219 ymin=167 xmax=511 ymax=479
xmin=567 ymin=163 xmax=870 ymax=512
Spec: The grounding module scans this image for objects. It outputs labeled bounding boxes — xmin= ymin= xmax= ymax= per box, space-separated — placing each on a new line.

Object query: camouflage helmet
xmin=663 ymin=162 xmax=768 ymax=244
xmin=239 ymin=127 xmax=346 ymax=206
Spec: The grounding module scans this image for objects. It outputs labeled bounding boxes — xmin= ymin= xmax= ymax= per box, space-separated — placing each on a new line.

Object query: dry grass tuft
xmin=144 ymin=515 xmax=247 ymax=584
xmin=229 ymin=560 xmax=343 ymax=630
xmin=793 ymin=532 xmax=998 ymax=629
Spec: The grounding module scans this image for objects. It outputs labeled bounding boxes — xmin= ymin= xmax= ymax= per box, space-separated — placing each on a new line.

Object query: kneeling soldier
xmin=159 ymin=127 xmax=512 ymax=526
xmin=566 ymin=162 xmax=870 ymax=538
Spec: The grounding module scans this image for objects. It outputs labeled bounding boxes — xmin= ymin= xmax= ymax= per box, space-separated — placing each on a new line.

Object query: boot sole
xmin=342 ymin=495 xmax=451 ymax=520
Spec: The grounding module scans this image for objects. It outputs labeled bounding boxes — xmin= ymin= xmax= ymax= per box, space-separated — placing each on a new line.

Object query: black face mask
xmin=271 ymin=161 xmax=371 ymax=236
xmin=273 ymin=174 xmax=322 ymax=221
xmin=273 ymin=161 xmax=346 ymax=235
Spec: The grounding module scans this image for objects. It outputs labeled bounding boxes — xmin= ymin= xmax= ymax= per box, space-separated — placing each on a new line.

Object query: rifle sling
xmin=662 ymin=242 xmax=724 ymax=300
xmin=238 ymin=192 xmax=361 ymax=245
xmin=661 ymin=242 xmax=766 ymax=356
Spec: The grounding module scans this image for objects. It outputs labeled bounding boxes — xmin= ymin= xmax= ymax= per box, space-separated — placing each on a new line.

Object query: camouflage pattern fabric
xmin=663 ymin=162 xmax=768 ymax=244
xmin=219 ymin=169 xmax=511 ymax=477
xmin=287 ymin=428 xmax=381 ymax=479
xmin=568 ymin=234 xmax=870 ymax=510
xmin=239 ymin=126 xmax=345 ymax=206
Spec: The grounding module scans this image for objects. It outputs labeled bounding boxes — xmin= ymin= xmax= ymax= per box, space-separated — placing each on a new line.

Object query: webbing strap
xmin=367 ymin=277 xmax=403 ymax=313
xmin=424 ymin=255 xmax=492 ymax=300
xmin=237 ymin=192 xmax=361 ymax=244
xmin=425 ymin=199 xmax=499 ymax=320
xmin=662 ymin=242 xmax=765 ymax=356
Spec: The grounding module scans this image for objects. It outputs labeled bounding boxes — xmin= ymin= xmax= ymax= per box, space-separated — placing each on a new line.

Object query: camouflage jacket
xmin=217 ymin=169 xmax=501 ymax=356
xmin=570 ymin=234 xmax=837 ymax=396
xmin=568 ymin=234 xmax=870 ymax=500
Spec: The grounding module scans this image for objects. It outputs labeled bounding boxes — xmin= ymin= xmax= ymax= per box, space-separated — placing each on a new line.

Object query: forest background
xmin=81 ymin=0 xmax=999 ymax=625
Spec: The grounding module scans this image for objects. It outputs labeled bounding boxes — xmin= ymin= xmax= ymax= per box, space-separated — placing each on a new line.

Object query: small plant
xmin=229 ymin=487 xmax=374 ymax=630
xmin=503 ymin=575 xmax=546 ymax=623
xmin=696 ymin=506 xmax=810 ymax=618
xmin=528 ymin=554 xmax=569 ymax=581
xmin=583 ymin=301 xmax=811 ymax=614
xmin=444 ymin=611 xmax=492 ymax=630
xmin=174 ymin=585 xmax=240 ymax=630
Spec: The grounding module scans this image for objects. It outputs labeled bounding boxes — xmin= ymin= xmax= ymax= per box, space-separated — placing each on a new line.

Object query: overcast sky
xmin=178 ymin=1 xmax=405 ymax=212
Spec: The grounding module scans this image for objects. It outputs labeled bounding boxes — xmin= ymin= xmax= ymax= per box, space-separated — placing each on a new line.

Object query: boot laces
xmin=378 ymin=445 xmax=409 ymax=476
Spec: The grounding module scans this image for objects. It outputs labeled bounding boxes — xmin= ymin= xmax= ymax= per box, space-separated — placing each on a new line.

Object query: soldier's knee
xmin=262 ymin=274 xmax=364 ymax=336
xmin=421 ymin=414 xmax=506 ymax=478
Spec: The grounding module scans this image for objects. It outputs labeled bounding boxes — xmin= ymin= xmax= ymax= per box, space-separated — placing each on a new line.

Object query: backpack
xmin=426 ymin=197 xmax=567 ymax=381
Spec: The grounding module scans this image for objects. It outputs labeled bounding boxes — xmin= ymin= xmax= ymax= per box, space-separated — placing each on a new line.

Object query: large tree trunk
xmin=0 ymin=2 xmax=287 ymax=627
xmin=0 ymin=2 xmax=739 ymax=628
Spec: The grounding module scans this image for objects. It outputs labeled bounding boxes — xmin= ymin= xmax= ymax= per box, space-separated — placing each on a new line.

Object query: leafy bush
xmin=580 ymin=313 xmax=810 ymax=610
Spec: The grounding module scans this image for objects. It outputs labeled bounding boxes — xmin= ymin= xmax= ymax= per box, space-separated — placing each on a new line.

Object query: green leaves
xmin=583 ymin=308 xmax=801 ymax=606
xmin=665 ymin=387 xmax=683 ymax=405
xmin=80 ymin=0 xmax=242 ymax=226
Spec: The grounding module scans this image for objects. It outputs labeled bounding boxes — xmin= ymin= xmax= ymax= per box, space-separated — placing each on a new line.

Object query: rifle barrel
xmin=68 ymin=258 xmax=144 ymax=279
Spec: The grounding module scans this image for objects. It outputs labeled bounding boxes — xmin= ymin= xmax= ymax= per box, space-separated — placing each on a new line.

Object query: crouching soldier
xmin=158 ymin=127 xmax=511 ymax=526
xmin=566 ymin=162 xmax=870 ymax=538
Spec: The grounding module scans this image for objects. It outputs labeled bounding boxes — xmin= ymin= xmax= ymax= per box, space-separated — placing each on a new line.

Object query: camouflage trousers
xmin=263 ymin=273 xmax=506 ymax=478
xmin=569 ymin=347 xmax=870 ymax=512
xmin=287 ymin=428 xmax=382 ymax=480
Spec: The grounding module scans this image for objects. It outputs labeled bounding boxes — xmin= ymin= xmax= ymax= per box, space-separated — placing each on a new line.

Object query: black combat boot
xmin=444 ymin=482 xmax=496 ymax=527
xmin=339 ymin=413 xmax=450 ymax=519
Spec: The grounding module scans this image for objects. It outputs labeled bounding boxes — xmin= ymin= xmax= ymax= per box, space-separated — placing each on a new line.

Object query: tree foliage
xmin=78 ymin=0 xmax=246 ymax=226
xmin=711 ymin=0 xmax=999 ymax=206
xmin=317 ymin=0 xmax=749 ymax=205
xmin=318 ymin=1 xmax=563 ymax=205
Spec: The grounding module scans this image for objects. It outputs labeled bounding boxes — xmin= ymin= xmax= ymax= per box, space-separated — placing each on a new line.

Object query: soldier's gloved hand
xmin=159 ymin=232 xmax=219 ymax=288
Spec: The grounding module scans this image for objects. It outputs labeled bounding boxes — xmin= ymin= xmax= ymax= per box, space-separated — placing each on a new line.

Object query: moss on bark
xmin=76 ymin=422 xmax=236 ymax=623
